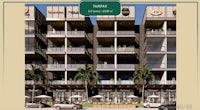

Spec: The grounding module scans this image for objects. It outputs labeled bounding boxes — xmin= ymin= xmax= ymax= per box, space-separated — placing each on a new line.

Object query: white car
xmin=143 ymin=102 xmax=162 ymax=108
xmin=54 ymin=101 xmax=82 ymax=110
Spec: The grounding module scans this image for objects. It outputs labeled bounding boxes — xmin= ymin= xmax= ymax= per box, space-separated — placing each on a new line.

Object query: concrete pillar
xmin=65 ymin=21 xmax=68 ymax=84
xmin=162 ymin=20 xmax=167 ymax=35
xmin=114 ymin=20 xmax=117 ymax=84
xmin=161 ymin=71 xmax=167 ymax=84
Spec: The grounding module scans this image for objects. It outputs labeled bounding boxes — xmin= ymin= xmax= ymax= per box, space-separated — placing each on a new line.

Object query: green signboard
xmin=80 ymin=1 xmax=121 ymax=16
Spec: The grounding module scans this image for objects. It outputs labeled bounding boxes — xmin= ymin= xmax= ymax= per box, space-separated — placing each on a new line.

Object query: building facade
xmin=25 ymin=4 xmax=176 ymax=104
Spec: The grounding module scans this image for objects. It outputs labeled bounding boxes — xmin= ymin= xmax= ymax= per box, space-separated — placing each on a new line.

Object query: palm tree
xmin=131 ymin=66 xmax=155 ymax=103
xmin=25 ymin=64 xmax=46 ymax=103
xmin=74 ymin=64 xmax=97 ymax=102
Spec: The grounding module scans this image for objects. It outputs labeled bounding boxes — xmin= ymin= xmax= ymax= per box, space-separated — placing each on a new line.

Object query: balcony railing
xmin=148 ymin=80 xmax=165 ymax=85
xmin=117 ymin=31 xmax=135 ymax=35
xmin=146 ymin=46 xmax=166 ymax=52
xmin=51 ymin=80 xmax=65 ymax=85
xmin=146 ymin=31 xmax=165 ymax=35
xmin=25 ymin=80 xmax=43 ymax=85
xmin=67 ymin=64 xmax=85 ymax=69
xmin=25 ymin=64 xmax=42 ymax=69
xmin=47 ymin=47 xmax=65 ymax=52
xmin=146 ymin=63 xmax=166 ymax=68
xmin=25 ymin=30 xmax=35 ymax=35
xmin=166 ymin=80 xmax=176 ymax=85
xmin=117 ymin=64 xmax=135 ymax=69
xmin=67 ymin=80 xmax=83 ymax=85
xmin=117 ymin=47 xmax=135 ymax=52
xmin=35 ymin=48 xmax=47 ymax=60
xmin=25 ymin=47 xmax=35 ymax=51
xmin=97 ymin=80 xmax=115 ymax=85
xmin=117 ymin=80 xmax=134 ymax=85
xmin=167 ymin=31 xmax=176 ymax=35
xmin=167 ymin=63 xmax=176 ymax=68
xmin=47 ymin=64 xmax=65 ymax=68
xmin=67 ymin=31 xmax=85 ymax=35
xmin=35 ymin=33 xmax=47 ymax=44
xmin=47 ymin=31 xmax=65 ymax=35
xmin=97 ymin=47 xmax=115 ymax=52
xmin=97 ymin=31 xmax=114 ymax=35
xmin=67 ymin=48 xmax=85 ymax=53
xmin=97 ymin=64 xmax=115 ymax=69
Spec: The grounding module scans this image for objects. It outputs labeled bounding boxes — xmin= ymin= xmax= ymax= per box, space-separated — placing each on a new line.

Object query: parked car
xmin=25 ymin=102 xmax=50 ymax=108
xmin=54 ymin=101 xmax=83 ymax=110
xmin=158 ymin=101 xmax=176 ymax=110
xmin=143 ymin=101 xmax=162 ymax=108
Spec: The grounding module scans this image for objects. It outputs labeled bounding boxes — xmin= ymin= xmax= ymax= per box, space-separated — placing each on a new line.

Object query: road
xmin=25 ymin=108 xmax=158 ymax=110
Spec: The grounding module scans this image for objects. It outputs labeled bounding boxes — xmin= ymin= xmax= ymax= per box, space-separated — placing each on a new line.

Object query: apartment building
xmin=25 ymin=4 xmax=176 ymax=103
xmin=25 ymin=6 xmax=47 ymax=96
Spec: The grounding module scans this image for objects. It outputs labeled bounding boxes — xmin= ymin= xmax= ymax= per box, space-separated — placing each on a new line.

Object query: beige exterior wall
xmin=25 ymin=6 xmax=35 ymax=19
xmin=46 ymin=6 xmax=65 ymax=20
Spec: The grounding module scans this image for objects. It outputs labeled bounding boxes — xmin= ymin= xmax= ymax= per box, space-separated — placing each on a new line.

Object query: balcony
xmin=35 ymin=48 xmax=47 ymax=60
xmin=66 ymin=80 xmax=83 ymax=85
xmin=25 ymin=64 xmax=42 ymax=70
xmin=167 ymin=63 xmax=176 ymax=70
xmin=47 ymin=47 xmax=65 ymax=54
xmin=117 ymin=31 xmax=135 ymax=37
xmin=117 ymin=80 xmax=134 ymax=85
xmin=46 ymin=64 xmax=65 ymax=71
xmin=67 ymin=31 xmax=85 ymax=37
xmin=51 ymin=80 xmax=65 ymax=85
xmin=96 ymin=47 xmax=115 ymax=54
xmin=25 ymin=48 xmax=47 ymax=60
xmin=166 ymin=80 xmax=176 ymax=85
xmin=146 ymin=63 xmax=166 ymax=69
xmin=148 ymin=80 xmax=165 ymax=85
xmin=47 ymin=31 xmax=65 ymax=37
xmin=67 ymin=48 xmax=85 ymax=54
xmin=146 ymin=31 xmax=165 ymax=36
xmin=117 ymin=47 xmax=135 ymax=53
xmin=25 ymin=80 xmax=43 ymax=85
xmin=167 ymin=31 xmax=176 ymax=35
xmin=96 ymin=64 xmax=115 ymax=70
xmin=25 ymin=30 xmax=35 ymax=35
xmin=97 ymin=80 xmax=115 ymax=85
xmin=96 ymin=31 xmax=115 ymax=37
xmin=67 ymin=64 xmax=85 ymax=71
xmin=148 ymin=80 xmax=176 ymax=85
xmin=147 ymin=46 xmax=166 ymax=53
xmin=35 ymin=32 xmax=47 ymax=45
xmin=25 ymin=47 xmax=35 ymax=54
xmin=117 ymin=64 xmax=135 ymax=70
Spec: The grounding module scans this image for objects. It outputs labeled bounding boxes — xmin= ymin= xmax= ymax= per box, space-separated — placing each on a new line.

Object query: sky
xmin=25 ymin=3 xmax=175 ymax=25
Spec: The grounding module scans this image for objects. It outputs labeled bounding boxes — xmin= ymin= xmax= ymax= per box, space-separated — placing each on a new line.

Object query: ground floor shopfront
xmin=51 ymin=89 xmax=175 ymax=104
xmin=26 ymin=85 xmax=175 ymax=104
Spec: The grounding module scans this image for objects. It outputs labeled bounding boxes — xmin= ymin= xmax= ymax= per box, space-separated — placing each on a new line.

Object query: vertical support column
xmin=65 ymin=21 xmax=68 ymax=84
xmin=114 ymin=20 xmax=117 ymax=84
xmin=163 ymin=20 xmax=167 ymax=35
xmin=161 ymin=71 xmax=167 ymax=84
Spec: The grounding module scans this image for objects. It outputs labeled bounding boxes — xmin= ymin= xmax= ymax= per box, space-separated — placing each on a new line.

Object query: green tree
xmin=74 ymin=64 xmax=97 ymax=102
xmin=131 ymin=66 xmax=155 ymax=103
xmin=25 ymin=65 xmax=46 ymax=103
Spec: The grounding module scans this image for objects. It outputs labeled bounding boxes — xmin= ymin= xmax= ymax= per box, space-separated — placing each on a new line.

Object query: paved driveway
xmin=25 ymin=108 xmax=158 ymax=110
